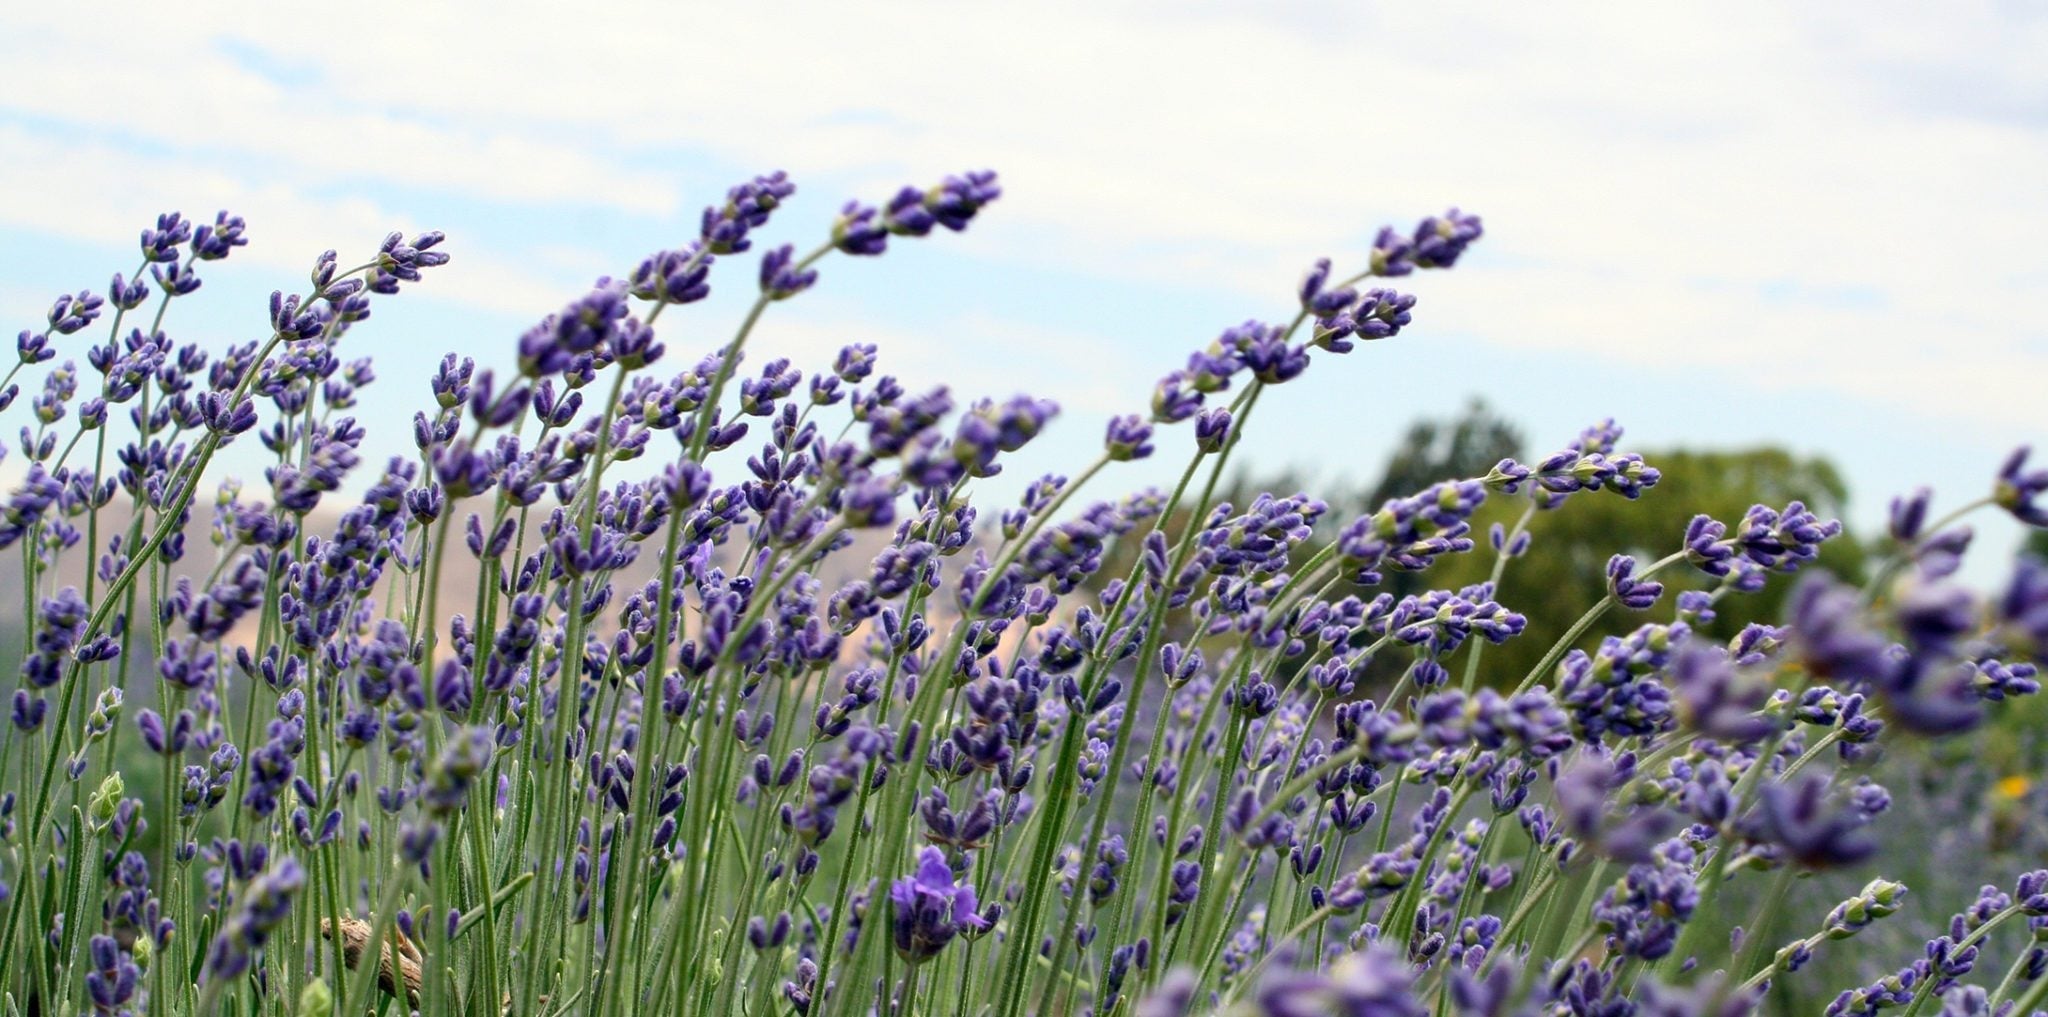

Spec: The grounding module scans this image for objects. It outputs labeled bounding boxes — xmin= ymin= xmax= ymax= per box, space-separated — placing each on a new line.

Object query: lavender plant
xmin=2 ymin=174 xmax=2047 ymax=1017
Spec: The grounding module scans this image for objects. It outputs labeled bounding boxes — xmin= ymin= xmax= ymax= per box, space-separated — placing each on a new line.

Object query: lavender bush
xmin=2 ymin=173 xmax=2047 ymax=1017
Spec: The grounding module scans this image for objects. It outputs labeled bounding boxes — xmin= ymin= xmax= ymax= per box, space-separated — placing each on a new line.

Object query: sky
xmin=1 ymin=2 xmax=2043 ymax=585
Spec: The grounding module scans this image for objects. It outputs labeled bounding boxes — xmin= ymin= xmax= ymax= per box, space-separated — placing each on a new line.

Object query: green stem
xmin=1462 ymin=500 xmax=1537 ymax=693
xmin=1730 ymin=864 xmax=1798 ymax=990
xmin=1511 ymin=550 xmax=1687 ymax=696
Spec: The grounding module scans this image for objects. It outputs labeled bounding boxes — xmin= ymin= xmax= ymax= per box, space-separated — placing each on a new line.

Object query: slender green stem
xmin=1730 ymin=864 xmax=1799 ymax=987
xmin=1462 ymin=500 xmax=1537 ymax=693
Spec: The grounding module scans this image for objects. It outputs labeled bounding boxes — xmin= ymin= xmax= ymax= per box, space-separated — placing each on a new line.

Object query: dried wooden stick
xmin=320 ymin=917 xmax=424 ymax=1008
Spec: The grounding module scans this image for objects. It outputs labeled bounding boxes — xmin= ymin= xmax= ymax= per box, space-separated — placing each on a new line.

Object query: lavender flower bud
xmin=1104 ymin=415 xmax=1155 ymax=461
xmin=202 ymin=856 xmax=305 ymax=984
xmin=1606 ymin=554 xmax=1665 ymax=611
xmin=759 ymin=244 xmax=818 ymax=301
xmin=1746 ymin=771 xmax=1877 ymax=868
xmin=631 ymin=245 xmax=713 ymax=304
xmin=1194 ymin=407 xmax=1232 ymax=453
xmin=1995 ymin=446 xmax=2048 ymax=526
xmin=889 ymin=846 xmax=988 ymax=962
xmin=702 ymin=171 xmax=795 ymax=254
xmin=1998 ymin=556 xmax=2048 ymax=661
xmin=1825 ymin=879 xmax=1909 ymax=939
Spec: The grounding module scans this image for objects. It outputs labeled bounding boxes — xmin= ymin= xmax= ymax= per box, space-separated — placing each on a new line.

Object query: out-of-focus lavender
xmin=0 ymin=172 xmax=2045 ymax=1017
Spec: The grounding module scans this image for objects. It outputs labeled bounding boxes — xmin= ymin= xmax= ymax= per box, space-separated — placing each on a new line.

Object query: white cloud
xmin=0 ymin=12 xmax=678 ymax=214
xmin=1 ymin=0 xmax=2044 ymax=439
xmin=0 ymin=124 xmax=585 ymax=320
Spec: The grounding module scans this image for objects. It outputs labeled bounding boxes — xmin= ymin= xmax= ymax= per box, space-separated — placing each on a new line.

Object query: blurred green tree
xmin=1358 ymin=398 xmax=1524 ymax=511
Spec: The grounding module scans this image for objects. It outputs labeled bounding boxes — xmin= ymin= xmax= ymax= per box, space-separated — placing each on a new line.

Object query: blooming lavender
xmin=889 ymin=846 xmax=991 ymax=963
xmin=0 ymin=181 xmax=2045 ymax=1017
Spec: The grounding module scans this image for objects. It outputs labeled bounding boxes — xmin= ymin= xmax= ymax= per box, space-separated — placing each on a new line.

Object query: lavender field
xmin=0 ymin=175 xmax=2045 ymax=1017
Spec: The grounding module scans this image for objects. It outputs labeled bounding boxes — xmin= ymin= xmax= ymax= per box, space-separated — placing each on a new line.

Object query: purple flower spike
xmin=1350 ymin=288 xmax=1417 ymax=342
xmin=889 ymin=846 xmax=987 ymax=962
xmin=833 ymin=200 xmax=888 ymax=256
xmin=1995 ymin=446 xmax=2048 ymax=527
xmin=1998 ymin=557 xmax=2048 ymax=661
xmin=925 ymin=170 xmax=1001 ymax=232
xmin=141 ymin=212 xmax=191 ymax=262
xmin=1889 ymin=487 xmax=1932 ymax=543
xmin=1746 ymin=771 xmax=1877 ymax=868
xmin=1670 ymin=645 xmax=1777 ymax=744
xmin=191 ymin=211 xmax=249 ymax=261
xmin=702 ymin=171 xmax=796 ymax=254
xmin=1104 ymin=415 xmax=1155 ymax=461
xmin=518 ymin=282 xmax=633 ymax=378
xmin=1882 ymin=654 xmax=1984 ymax=736
xmin=884 ymin=186 xmax=937 ymax=237
xmin=46 ymin=290 xmax=104 ymax=335
xmin=85 ymin=934 xmax=142 ymax=1013
xmin=201 ymin=856 xmax=305 ymax=983
xmin=759 ymin=244 xmax=818 ymax=300
xmin=1894 ymin=582 xmax=1977 ymax=650
xmin=368 ymin=230 xmax=448 ymax=293
xmin=630 ymin=244 xmax=713 ymax=305
xmin=1787 ymin=576 xmax=1895 ymax=685
xmin=106 ymin=271 xmax=149 ymax=311
xmin=1373 ymin=209 xmax=1485 ymax=275
xmin=1606 ymin=554 xmax=1665 ymax=611
xmin=1195 ymin=407 xmax=1232 ymax=453
xmin=1487 ymin=428 xmax=1660 ymax=509
xmin=1298 ymin=257 xmax=1357 ymax=317
xmin=1254 ymin=945 xmax=1426 ymax=1017
xmin=1410 ymin=208 xmax=1485 ymax=269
